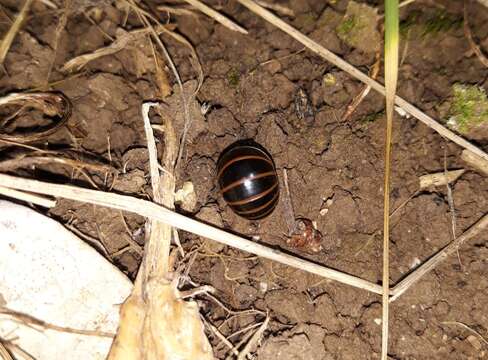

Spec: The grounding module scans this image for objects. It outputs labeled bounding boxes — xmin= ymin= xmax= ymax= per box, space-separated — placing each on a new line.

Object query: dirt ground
xmin=1 ymin=0 xmax=488 ymax=359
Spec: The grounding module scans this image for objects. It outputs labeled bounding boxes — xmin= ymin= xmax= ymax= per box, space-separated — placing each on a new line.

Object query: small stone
xmin=175 ymin=181 xmax=197 ymax=212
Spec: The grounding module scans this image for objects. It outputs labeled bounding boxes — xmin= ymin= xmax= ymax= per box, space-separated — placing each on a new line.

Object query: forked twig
xmin=235 ymin=0 xmax=488 ymax=163
xmin=0 ymin=306 xmax=114 ymax=338
xmin=236 ymin=314 xmax=269 ymax=360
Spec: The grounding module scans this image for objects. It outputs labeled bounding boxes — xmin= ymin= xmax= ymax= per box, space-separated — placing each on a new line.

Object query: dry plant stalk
xmin=0 ymin=92 xmax=72 ymax=143
xmin=0 ymin=172 xmax=384 ymax=295
xmin=0 ymin=186 xmax=55 ymax=208
xmin=182 ymin=0 xmax=248 ymax=34
xmin=461 ymin=149 xmax=488 ymax=176
xmin=0 ymin=0 xmax=33 ymax=68
xmin=107 ymin=103 xmax=213 ymax=359
xmin=235 ymin=0 xmax=488 ymax=163
xmin=1 ymin=171 xmax=488 ymax=303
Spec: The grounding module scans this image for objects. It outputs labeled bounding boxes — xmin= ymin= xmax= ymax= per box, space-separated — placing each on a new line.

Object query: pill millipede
xmin=217 ymin=140 xmax=279 ymax=220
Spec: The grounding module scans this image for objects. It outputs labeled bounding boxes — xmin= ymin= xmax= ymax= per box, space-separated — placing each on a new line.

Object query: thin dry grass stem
xmin=342 ymin=49 xmax=381 ymax=121
xmin=0 ymin=173 xmax=385 ymax=294
xmin=0 ymin=0 xmax=33 ymax=69
xmin=441 ymin=321 xmax=488 ymax=347
xmin=61 ymin=25 xmax=175 ymax=72
xmin=8 ymin=346 xmax=35 ymax=360
xmin=282 ymin=168 xmax=296 ymax=236
xmin=225 ymin=322 xmax=263 ymax=342
xmin=255 ymin=0 xmax=295 ymax=16
xmin=118 ymin=211 xmax=144 ymax=256
xmin=236 ymin=314 xmax=269 ymax=360
xmin=0 ymin=92 xmax=72 ymax=143
xmin=443 ymin=148 xmax=457 ymax=241
xmin=463 ymin=1 xmax=488 ymax=68
xmin=157 ymin=5 xmax=198 ymax=17
xmin=202 ymin=318 xmax=239 ymax=356
xmin=0 ymin=154 xmax=113 ymax=175
xmin=182 ymin=0 xmax=247 ymax=34
xmin=235 ymin=0 xmax=488 ymax=163
xmin=390 ymin=212 xmax=488 ymax=301
xmin=64 ymin=223 xmax=110 ymax=258
xmin=83 ymin=11 xmax=114 ymax=42
xmin=0 ymin=186 xmax=55 ymax=208
xmin=149 ymin=39 xmax=172 ymax=98
xmin=138 ymin=102 xmax=177 ymax=284
xmin=46 ymin=0 xmax=72 ymax=83
xmin=178 ymin=285 xmax=215 ymax=299
xmin=224 ymin=323 xmax=260 ymax=360
xmin=0 ymin=306 xmax=114 ymax=338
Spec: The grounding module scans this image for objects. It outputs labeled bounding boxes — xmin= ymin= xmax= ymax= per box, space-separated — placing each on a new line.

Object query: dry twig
xmin=0 ymin=0 xmax=33 ymax=69
xmin=0 ymin=172 xmax=383 ymax=295
xmin=461 ymin=149 xmax=488 ymax=176
xmin=0 ymin=186 xmax=55 ymax=208
xmin=182 ymin=0 xmax=247 ymax=34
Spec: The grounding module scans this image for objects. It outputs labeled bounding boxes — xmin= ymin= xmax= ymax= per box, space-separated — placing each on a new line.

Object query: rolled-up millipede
xmin=217 ymin=141 xmax=279 ymax=220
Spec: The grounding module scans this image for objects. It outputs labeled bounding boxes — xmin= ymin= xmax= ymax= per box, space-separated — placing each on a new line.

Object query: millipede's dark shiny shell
xmin=217 ymin=142 xmax=279 ymax=220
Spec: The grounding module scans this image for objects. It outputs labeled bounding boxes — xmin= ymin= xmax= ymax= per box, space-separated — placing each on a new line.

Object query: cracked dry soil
xmin=1 ymin=0 xmax=488 ymax=358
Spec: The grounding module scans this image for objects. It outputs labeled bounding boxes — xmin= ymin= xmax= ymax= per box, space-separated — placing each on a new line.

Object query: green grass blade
xmin=382 ymin=0 xmax=399 ymax=359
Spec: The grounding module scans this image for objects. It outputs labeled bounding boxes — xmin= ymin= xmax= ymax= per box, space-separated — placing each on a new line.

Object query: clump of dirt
xmin=1 ymin=0 xmax=488 ymax=359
